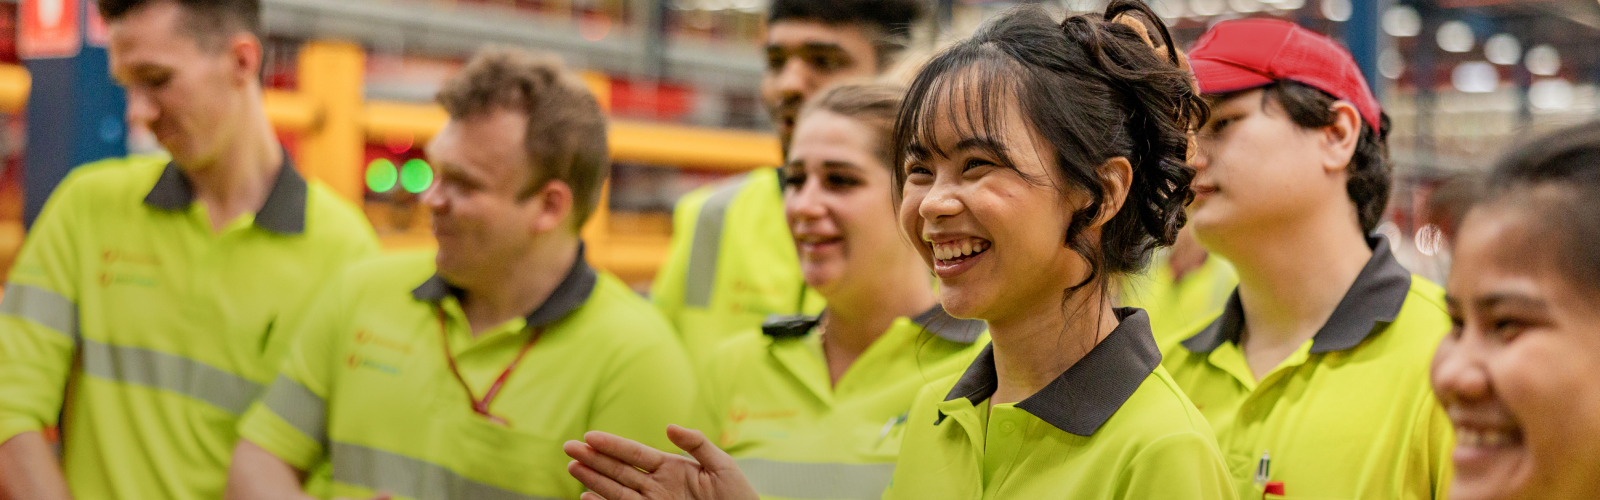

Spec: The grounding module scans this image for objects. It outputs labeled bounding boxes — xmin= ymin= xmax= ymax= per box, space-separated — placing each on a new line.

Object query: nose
xmin=125 ymin=89 xmax=158 ymax=126
xmin=1432 ymin=332 xmax=1492 ymax=406
xmin=786 ymin=176 xmax=828 ymax=221
xmin=1189 ymin=134 xmax=1212 ymax=172
xmin=773 ymin=58 xmax=812 ymax=100
xmin=420 ymin=181 xmax=448 ymax=215
xmin=918 ymin=178 xmax=963 ymax=221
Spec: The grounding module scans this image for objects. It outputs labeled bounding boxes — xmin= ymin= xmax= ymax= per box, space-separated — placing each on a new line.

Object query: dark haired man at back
xmin=1162 ymin=19 xmax=1454 ymax=499
xmin=651 ymin=0 xmax=924 ymax=359
xmin=0 ymin=0 xmax=378 ymax=498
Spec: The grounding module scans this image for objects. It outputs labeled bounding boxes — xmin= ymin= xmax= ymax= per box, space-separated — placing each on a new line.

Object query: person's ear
xmin=226 ymin=32 xmax=263 ymax=88
xmin=1091 ymin=156 xmax=1133 ymax=228
xmin=1321 ymin=101 xmax=1362 ymax=174
xmin=526 ymin=180 xmax=575 ymax=233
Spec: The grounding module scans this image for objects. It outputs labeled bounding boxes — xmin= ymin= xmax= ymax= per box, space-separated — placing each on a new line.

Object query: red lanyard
xmin=436 ymin=308 xmax=544 ymax=426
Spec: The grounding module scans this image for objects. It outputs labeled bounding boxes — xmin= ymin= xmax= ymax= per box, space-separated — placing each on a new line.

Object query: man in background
xmin=651 ymin=0 xmax=925 ymax=358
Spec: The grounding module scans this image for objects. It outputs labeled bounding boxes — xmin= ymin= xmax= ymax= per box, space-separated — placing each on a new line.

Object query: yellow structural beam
xmin=360 ymin=105 xmax=781 ymax=171
xmin=0 ymin=64 xmax=29 ymax=114
xmin=262 ymin=90 xmax=320 ymax=133
xmin=297 ymin=41 xmax=367 ymax=202
xmin=363 ymin=101 xmax=449 ymax=144
xmin=609 ymin=120 xmax=781 ymax=171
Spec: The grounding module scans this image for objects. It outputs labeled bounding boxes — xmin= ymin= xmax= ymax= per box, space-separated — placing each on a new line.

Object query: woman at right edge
xmin=563 ymin=2 xmax=1235 ymax=499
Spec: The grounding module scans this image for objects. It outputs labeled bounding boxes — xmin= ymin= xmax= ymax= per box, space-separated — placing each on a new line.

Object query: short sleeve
xmin=0 ymin=174 xmax=89 ymax=444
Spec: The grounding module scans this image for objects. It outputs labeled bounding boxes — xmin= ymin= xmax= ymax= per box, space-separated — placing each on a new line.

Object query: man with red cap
xmin=1163 ymin=19 xmax=1454 ymax=500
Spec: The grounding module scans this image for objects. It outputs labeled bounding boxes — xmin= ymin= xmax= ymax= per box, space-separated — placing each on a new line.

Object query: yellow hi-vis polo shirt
xmin=239 ymin=248 xmax=700 ymax=500
xmin=882 ymin=308 xmax=1235 ymax=500
xmin=651 ymin=168 xmax=824 ymax=359
xmin=1163 ymin=236 xmax=1454 ymax=500
xmin=700 ymin=305 xmax=989 ymax=500
xmin=0 ymin=155 xmax=379 ymax=500
xmin=1120 ymin=251 xmax=1237 ymax=348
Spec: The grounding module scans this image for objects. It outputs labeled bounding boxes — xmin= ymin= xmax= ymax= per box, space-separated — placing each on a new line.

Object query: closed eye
xmin=1206 ymin=117 xmax=1236 ymax=136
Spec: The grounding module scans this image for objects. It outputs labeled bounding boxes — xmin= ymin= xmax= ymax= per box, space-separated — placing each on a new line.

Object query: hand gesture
xmin=564 ymin=425 xmax=759 ymax=500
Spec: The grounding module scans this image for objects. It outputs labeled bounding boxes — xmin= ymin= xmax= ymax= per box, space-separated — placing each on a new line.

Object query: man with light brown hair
xmin=224 ymin=47 xmax=697 ymax=500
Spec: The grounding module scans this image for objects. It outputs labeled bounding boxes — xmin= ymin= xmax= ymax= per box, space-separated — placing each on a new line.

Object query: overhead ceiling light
xmin=1451 ymin=61 xmax=1499 ymax=93
xmin=1151 ymin=0 xmax=1187 ymax=21
xmin=1436 ymin=21 xmax=1475 ymax=53
xmin=1230 ymin=0 xmax=1262 ymax=13
xmin=1382 ymin=6 xmax=1421 ymax=37
xmin=1530 ymin=78 xmax=1575 ymax=110
xmin=1321 ymin=0 xmax=1351 ymax=22
xmin=1190 ymin=0 xmax=1227 ymax=17
xmin=1379 ymin=47 xmax=1405 ymax=79
xmin=1527 ymin=44 xmax=1561 ymax=76
xmin=1485 ymin=34 xmax=1521 ymax=65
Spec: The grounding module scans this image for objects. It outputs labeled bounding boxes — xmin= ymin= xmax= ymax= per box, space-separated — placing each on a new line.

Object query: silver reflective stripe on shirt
xmin=263 ymin=374 xmax=328 ymax=444
xmin=80 ymin=338 xmax=263 ymax=415
xmin=0 ymin=283 xmax=79 ymax=340
xmin=737 ymin=458 xmax=896 ymax=500
xmin=683 ymin=179 xmax=745 ymax=308
xmin=330 ymin=442 xmax=561 ymax=500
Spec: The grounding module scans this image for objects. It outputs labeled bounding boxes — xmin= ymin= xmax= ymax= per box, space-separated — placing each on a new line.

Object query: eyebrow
xmin=953 ymin=137 xmax=1008 ymax=157
xmin=902 ymin=136 xmax=1011 ymax=165
xmin=433 ymin=161 xmax=482 ymax=184
xmin=783 ymin=159 xmax=864 ymax=172
xmin=1446 ymin=292 xmax=1548 ymax=311
xmin=904 ymin=142 xmax=930 ymax=163
xmin=820 ymin=160 xmax=862 ymax=172
xmin=767 ymin=42 xmax=849 ymax=55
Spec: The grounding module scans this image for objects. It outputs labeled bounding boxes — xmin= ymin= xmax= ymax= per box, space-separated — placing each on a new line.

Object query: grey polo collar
xmin=937 ymin=307 xmax=1161 ymax=437
xmin=760 ymin=304 xmax=987 ymax=344
xmin=143 ymin=154 xmax=309 ymax=235
xmin=411 ymin=244 xmax=599 ymax=329
xmin=1180 ymin=234 xmax=1412 ymax=355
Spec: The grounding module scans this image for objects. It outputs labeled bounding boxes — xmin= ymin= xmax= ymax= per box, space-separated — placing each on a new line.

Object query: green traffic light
xmin=365 ymin=158 xmax=397 ymax=193
xmin=400 ymin=159 xmax=434 ymax=194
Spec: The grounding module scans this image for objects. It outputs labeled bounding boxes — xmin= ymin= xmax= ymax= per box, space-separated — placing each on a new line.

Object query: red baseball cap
xmin=1188 ymin=18 xmax=1383 ymax=132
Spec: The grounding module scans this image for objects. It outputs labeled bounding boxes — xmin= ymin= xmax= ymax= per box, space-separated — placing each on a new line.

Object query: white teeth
xmin=1456 ymin=428 xmax=1517 ymax=448
xmin=932 ymin=239 xmax=990 ymax=261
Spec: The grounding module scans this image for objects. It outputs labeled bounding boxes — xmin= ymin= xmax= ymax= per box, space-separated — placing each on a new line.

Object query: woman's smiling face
xmin=897 ymin=87 xmax=1091 ymax=323
xmin=1438 ymin=195 xmax=1600 ymax=500
xmin=783 ymin=110 xmax=906 ymax=296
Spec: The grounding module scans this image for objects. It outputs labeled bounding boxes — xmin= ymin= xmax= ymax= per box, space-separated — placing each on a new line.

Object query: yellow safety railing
xmin=0 ymin=41 xmax=783 ymax=284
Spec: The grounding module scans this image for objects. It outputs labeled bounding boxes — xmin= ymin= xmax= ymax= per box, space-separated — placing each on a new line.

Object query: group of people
xmin=0 ymin=0 xmax=1597 ymax=500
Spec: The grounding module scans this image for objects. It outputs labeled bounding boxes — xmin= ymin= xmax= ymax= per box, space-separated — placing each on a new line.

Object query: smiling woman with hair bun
xmin=561 ymin=2 xmax=1236 ymax=499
